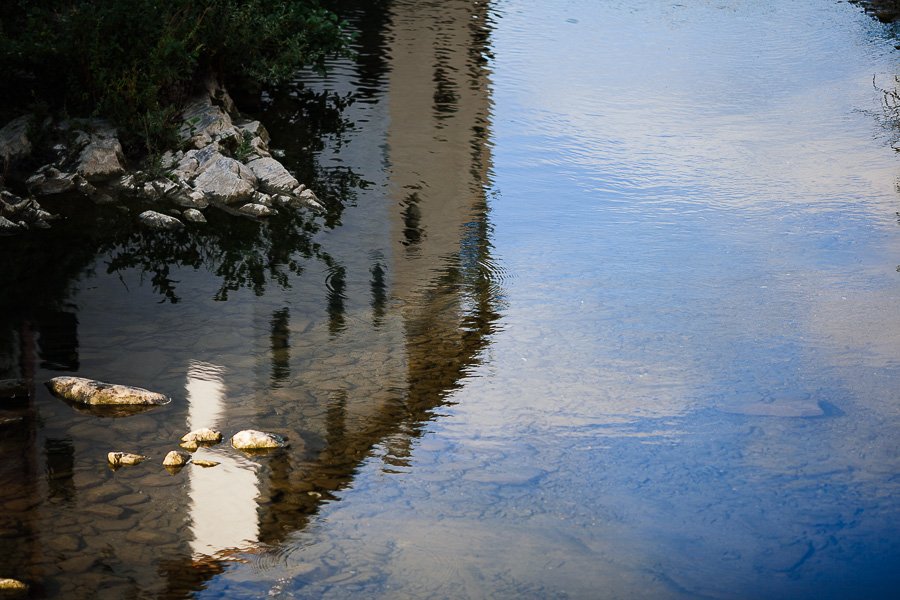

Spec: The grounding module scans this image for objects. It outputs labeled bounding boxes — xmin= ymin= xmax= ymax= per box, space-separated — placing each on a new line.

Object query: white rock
xmin=107 ymin=452 xmax=148 ymax=466
xmin=231 ymin=429 xmax=284 ymax=450
xmin=163 ymin=450 xmax=190 ymax=467
xmin=138 ymin=210 xmax=184 ymax=231
xmin=182 ymin=208 xmax=207 ymax=223
xmin=181 ymin=428 xmax=222 ymax=443
xmin=46 ymin=376 xmax=170 ymax=406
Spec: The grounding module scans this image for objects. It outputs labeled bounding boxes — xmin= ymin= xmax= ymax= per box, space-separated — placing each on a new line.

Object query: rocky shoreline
xmin=0 ymin=82 xmax=324 ymax=236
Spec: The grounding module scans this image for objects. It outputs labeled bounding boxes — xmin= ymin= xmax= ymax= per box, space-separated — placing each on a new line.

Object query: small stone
xmin=0 ymin=578 xmax=28 ymax=593
xmin=162 ymin=450 xmax=190 ymax=467
xmin=231 ymin=429 xmax=285 ymax=450
xmin=180 ymin=440 xmax=199 ymax=451
xmin=46 ymin=376 xmax=170 ymax=406
xmin=192 ymin=459 xmax=220 ymax=468
xmin=182 ymin=208 xmax=207 ymax=224
xmin=238 ymin=203 xmax=274 ymax=218
xmin=181 ymin=428 xmax=222 ymax=444
xmin=107 ymin=452 xmax=147 ymax=467
xmin=138 ymin=210 xmax=184 ymax=231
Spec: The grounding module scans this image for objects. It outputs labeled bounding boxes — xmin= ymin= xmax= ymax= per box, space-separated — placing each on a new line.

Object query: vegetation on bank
xmin=0 ymin=0 xmax=349 ymax=157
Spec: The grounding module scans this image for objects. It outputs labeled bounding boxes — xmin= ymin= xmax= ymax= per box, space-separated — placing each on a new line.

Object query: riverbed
xmin=2 ymin=0 xmax=900 ymax=598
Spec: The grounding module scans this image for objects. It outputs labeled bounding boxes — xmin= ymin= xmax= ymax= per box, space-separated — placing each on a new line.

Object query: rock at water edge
xmin=139 ymin=210 xmax=184 ymax=231
xmin=47 ymin=376 xmax=170 ymax=406
xmin=163 ymin=451 xmax=190 ymax=467
xmin=232 ymin=429 xmax=284 ymax=450
xmin=108 ymin=452 xmax=148 ymax=467
xmin=181 ymin=428 xmax=222 ymax=444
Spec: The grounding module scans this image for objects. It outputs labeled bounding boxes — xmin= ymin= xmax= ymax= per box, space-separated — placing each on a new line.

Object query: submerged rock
xmin=107 ymin=452 xmax=148 ymax=467
xmin=163 ymin=450 xmax=190 ymax=467
xmin=192 ymin=459 xmax=220 ymax=468
xmin=721 ymin=397 xmax=825 ymax=418
xmin=181 ymin=428 xmax=222 ymax=444
xmin=46 ymin=376 xmax=170 ymax=406
xmin=138 ymin=210 xmax=184 ymax=231
xmin=231 ymin=429 xmax=284 ymax=450
xmin=0 ymin=379 xmax=27 ymax=400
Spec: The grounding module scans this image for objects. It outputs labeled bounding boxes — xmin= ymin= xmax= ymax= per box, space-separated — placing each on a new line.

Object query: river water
xmin=2 ymin=0 xmax=900 ymax=598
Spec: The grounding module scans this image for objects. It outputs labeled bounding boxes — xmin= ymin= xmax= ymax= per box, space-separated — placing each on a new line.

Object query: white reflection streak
xmin=186 ymin=360 xmax=259 ymax=557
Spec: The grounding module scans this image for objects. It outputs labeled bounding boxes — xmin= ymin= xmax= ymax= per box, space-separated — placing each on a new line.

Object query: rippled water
xmin=3 ymin=0 xmax=900 ymax=598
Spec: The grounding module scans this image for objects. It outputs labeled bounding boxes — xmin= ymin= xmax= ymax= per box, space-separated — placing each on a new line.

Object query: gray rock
xmin=181 ymin=428 xmax=222 ymax=443
xmin=163 ymin=450 xmax=190 ymax=467
xmin=231 ymin=429 xmax=285 ymax=450
xmin=0 ymin=379 xmax=27 ymax=400
xmin=0 ymin=216 xmax=23 ymax=236
xmin=27 ymin=167 xmax=77 ymax=196
xmin=107 ymin=452 xmax=148 ymax=467
xmin=77 ymin=136 xmax=126 ymax=181
xmin=192 ymin=155 xmax=257 ymax=205
xmin=180 ymin=97 xmax=238 ymax=149
xmin=0 ymin=116 xmax=31 ymax=163
xmin=238 ymin=203 xmax=274 ymax=218
xmin=298 ymin=188 xmax=326 ymax=211
xmin=138 ymin=210 xmax=184 ymax=231
xmin=46 ymin=376 xmax=170 ymax=406
xmin=246 ymin=157 xmax=299 ymax=195
xmin=236 ymin=120 xmax=270 ymax=145
xmin=182 ymin=208 xmax=207 ymax=223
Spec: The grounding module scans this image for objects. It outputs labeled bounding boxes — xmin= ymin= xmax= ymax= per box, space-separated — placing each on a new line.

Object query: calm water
xmin=2 ymin=0 xmax=900 ymax=598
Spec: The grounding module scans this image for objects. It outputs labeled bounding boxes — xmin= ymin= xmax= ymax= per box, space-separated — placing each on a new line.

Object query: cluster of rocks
xmin=0 ymin=86 xmax=324 ymax=235
xmin=45 ymin=376 xmax=286 ymax=471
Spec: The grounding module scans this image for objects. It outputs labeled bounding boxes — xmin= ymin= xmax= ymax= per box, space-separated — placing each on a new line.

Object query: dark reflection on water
xmin=0 ymin=0 xmax=500 ymax=596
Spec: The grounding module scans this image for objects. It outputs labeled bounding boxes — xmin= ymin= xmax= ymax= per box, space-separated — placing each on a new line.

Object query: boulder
xmin=76 ymin=136 xmax=126 ymax=181
xmin=182 ymin=208 xmax=207 ymax=223
xmin=0 ymin=116 xmax=31 ymax=164
xmin=181 ymin=428 xmax=222 ymax=444
xmin=192 ymin=155 xmax=257 ymax=205
xmin=238 ymin=203 xmax=274 ymax=218
xmin=138 ymin=210 xmax=184 ymax=231
xmin=107 ymin=452 xmax=148 ymax=467
xmin=46 ymin=376 xmax=170 ymax=406
xmin=163 ymin=450 xmax=190 ymax=467
xmin=231 ymin=429 xmax=284 ymax=450
xmin=246 ymin=157 xmax=299 ymax=195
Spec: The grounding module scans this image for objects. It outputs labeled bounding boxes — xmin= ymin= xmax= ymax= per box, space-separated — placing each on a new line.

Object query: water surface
xmin=2 ymin=0 xmax=900 ymax=598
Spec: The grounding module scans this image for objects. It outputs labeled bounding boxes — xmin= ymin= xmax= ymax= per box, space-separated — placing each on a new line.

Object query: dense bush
xmin=0 ymin=0 xmax=348 ymax=156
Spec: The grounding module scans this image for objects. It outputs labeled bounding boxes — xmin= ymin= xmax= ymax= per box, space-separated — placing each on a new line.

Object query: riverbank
xmin=0 ymin=81 xmax=325 ymax=236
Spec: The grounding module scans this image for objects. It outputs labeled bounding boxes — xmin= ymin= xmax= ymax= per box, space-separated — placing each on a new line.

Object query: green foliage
xmin=0 ymin=0 xmax=348 ymax=157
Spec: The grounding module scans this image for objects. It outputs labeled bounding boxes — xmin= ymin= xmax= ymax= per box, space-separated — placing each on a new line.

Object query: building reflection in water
xmin=184 ymin=361 xmax=260 ymax=558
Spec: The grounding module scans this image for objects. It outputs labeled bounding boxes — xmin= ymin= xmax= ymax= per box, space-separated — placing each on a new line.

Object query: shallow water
xmin=3 ymin=0 xmax=900 ymax=598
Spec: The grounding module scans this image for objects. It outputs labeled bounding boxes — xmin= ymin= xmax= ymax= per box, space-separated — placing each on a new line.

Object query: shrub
xmin=0 ymin=0 xmax=349 ymax=156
